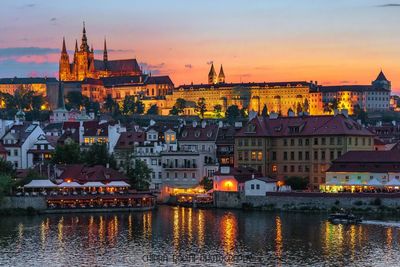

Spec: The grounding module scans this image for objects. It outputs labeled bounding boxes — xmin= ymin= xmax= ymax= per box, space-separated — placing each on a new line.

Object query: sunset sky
xmin=0 ymin=0 xmax=400 ymax=91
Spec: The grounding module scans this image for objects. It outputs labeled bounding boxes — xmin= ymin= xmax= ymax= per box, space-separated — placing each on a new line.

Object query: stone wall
xmin=214 ymin=191 xmax=400 ymax=210
xmin=0 ymin=197 xmax=47 ymax=210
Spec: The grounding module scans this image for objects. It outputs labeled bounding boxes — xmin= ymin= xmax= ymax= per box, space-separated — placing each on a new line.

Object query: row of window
xmin=237 ymin=151 xmax=263 ymax=161
xmin=281 ymin=150 xmax=342 ymax=161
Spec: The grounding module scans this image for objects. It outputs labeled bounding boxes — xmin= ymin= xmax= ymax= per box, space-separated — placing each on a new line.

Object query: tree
xmin=199 ymin=176 xmax=213 ymax=191
xmin=169 ymin=106 xmax=180 ymax=116
xmin=296 ymin=102 xmax=302 ymax=115
xmin=303 ymin=99 xmax=309 ymax=113
xmin=284 ymin=176 xmax=309 ymax=190
xmin=353 ymin=104 xmax=367 ymax=124
xmin=104 ymin=94 xmax=115 ymax=113
xmin=226 ymin=105 xmax=241 ymax=122
xmin=0 ymin=175 xmax=13 ymax=200
xmin=261 ymin=104 xmax=268 ymax=117
xmin=122 ymin=95 xmax=136 ymax=115
xmin=213 ymin=104 xmax=222 ymax=118
xmin=240 ymin=108 xmax=248 ymax=118
xmin=175 ymin=98 xmax=186 ymax=115
xmin=127 ymin=159 xmax=152 ymax=190
xmin=51 ymin=142 xmax=82 ymax=164
xmin=323 ymin=99 xmax=339 ymax=114
xmin=0 ymin=158 xmax=15 ymax=177
xmin=147 ymin=104 xmax=159 ymax=115
xmin=82 ymin=143 xmax=117 ymax=168
xmin=66 ymin=91 xmax=85 ymax=110
xmin=195 ymin=98 xmax=207 ymax=119
xmin=135 ymin=100 xmax=144 ymax=114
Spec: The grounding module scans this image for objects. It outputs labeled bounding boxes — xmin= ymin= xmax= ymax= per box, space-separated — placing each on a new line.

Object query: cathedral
xmin=208 ymin=63 xmax=225 ymax=84
xmin=59 ymin=23 xmax=142 ymax=81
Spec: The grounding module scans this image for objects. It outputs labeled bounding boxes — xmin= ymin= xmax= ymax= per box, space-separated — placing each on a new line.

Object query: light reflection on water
xmin=0 ymin=206 xmax=399 ymax=266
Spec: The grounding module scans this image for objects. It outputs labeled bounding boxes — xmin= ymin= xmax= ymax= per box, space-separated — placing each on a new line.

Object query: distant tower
xmin=372 ymin=70 xmax=391 ymax=91
xmin=103 ymin=38 xmax=108 ymax=62
xmin=59 ymin=37 xmax=70 ymax=81
xmin=208 ymin=63 xmax=217 ymax=85
xmin=52 ymin=82 xmax=69 ymax=123
xmin=80 ymin=22 xmax=89 ymax=52
xmin=218 ymin=64 xmax=225 ymax=84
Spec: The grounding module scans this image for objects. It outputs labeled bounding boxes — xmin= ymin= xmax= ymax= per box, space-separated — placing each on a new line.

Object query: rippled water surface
xmin=0 ymin=206 xmax=399 ymax=266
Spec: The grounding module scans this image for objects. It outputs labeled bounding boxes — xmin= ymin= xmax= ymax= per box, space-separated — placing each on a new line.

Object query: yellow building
xmin=235 ymin=114 xmax=375 ymax=189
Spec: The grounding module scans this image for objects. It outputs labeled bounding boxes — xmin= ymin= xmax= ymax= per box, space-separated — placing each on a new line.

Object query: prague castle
xmin=59 ymin=23 xmax=142 ymax=81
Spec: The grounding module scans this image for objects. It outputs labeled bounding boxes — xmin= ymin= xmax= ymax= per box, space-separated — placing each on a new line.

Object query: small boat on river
xmin=328 ymin=210 xmax=362 ymax=224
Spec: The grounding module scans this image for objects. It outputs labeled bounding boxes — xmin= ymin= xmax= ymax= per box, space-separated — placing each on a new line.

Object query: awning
xmin=58 ymin=182 xmax=84 ymax=188
xmin=105 ymin=181 xmax=131 ymax=187
xmin=83 ymin=182 xmax=107 ymax=188
xmin=24 ymin=180 xmax=57 ymax=188
xmin=367 ymin=178 xmax=383 ymax=187
xmin=386 ymin=178 xmax=400 ymax=187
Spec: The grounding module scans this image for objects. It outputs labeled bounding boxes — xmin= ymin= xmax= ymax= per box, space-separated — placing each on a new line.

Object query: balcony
xmin=163 ymin=163 xmax=197 ymax=170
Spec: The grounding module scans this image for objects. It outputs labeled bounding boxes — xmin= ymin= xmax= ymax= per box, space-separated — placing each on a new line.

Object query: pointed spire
xmin=61 ymin=37 xmax=67 ymax=53
xmin=208 ymin=63 xmax=217 ymax=84
xmin=74 ymin=39 xmax=78 ymax=53
xmin=103 ymin=38 xmax=108 ymax=62
xmin=80 ymin=21 xmax=89 ymax=52
xmin=218 ymin=64 xmax=225 ymax=83
xmin=376 ymin=70 xmax=388 ymax=81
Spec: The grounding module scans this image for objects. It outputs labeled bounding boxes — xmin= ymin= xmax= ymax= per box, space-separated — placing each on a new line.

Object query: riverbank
xmin=214 ymin=191 xmax=400 ymax=215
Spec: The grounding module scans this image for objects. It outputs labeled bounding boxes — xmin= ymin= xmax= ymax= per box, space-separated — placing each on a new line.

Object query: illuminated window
xmin=272 ymin=165 xmax=277 ymax=172
xmin=257 ymin=151 xmax=263 ymax=161
xmin=251 ymin=151 xmax=256 ymax=160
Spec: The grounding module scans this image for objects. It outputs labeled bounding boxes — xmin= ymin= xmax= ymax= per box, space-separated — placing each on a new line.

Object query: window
xmin=329 ymin=137 xmax=334 ymax=145
xmin=298 ymin=151 xmax=303 ymax=160
xmin=257 ymin=151 xmax=263 ymax=161
xmin=283 ymin=139 xmax=288 ymax=146
xmin=238 ymin=151 xmax=243 ymax=161
xmin=305 ymin=139 xmax=310 ymax=146
xmin=337 ymin=151 xmax=342 ymax=158
xmin=321 ymin=151 xmax=325 ymax=160
xmin=272 ymin=152 xmax=277 ymax=161
xmin=330 ymin=150 xmax=334 ymax=160
xmin=251 ymin=184 xmax=255 ymax=190
xmin=244 ymin=139 xmax=249 ymax=146
xmin=321 ymin=138 xmax=326 ymax=145
xmin=283 ymin=165 xmax=288 ymax=172
xmin=251 ymin=151 xmax=257 ymax=160
xmin=290 ymin=165 xmax=294 ymax=172
xmin=256 ymin=184 xmax=260 ymax=190
xmin=283 ymin=152 xmax=288 ymax=160
xmin=192 ymin=173 xmax=196 ymax=179
xmin=272 ymin=165 xmax=277 ymax=172
xmin=290 ymin=139 xmax=295 ymax=146
xmin=251 ymin=139 xmax=256 ymax=146
xmin=305 ymin=151 xmax=310 ymax=160
xmin=258 ymin=139 xmax=262 ymax=146
xmin=298 ymin=139 xmax=303 ymax=146
xmin=337 ymin=137 xmax=342 ymax=145
xmin=238 ymin=139 xmax=243 ymax=146
xmin=348 ymin=137 xmax=352 ymax=145
xmin=244 ymin=151 xmax=249 ymax=161
xmin=314 ymin=150 xmax=318 ymax=160
xmin=305 ymin=165 xmax=310 ymax=172
xmin=298 ymin=165 xmax=303 ymax=172
xmin=290 ymin=151 xmax=295 ymax=160
xmin=314 ymin=138 xmax=318 ymax=145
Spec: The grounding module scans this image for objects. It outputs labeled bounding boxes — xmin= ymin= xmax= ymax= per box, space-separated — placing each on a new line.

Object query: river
xmin=0 ymin=206 xmax=399 ymax=266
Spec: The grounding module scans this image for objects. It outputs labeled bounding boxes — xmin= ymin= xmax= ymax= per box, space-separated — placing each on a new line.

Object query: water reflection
xmin=0 ymin=207 xmax=399 ymax=267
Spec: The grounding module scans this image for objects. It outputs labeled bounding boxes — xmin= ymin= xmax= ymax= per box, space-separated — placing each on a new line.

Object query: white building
xmin=1 ymin=122 xmax=44 ymax=169
xmin=244 ymin=177 xmax=277 ymax=196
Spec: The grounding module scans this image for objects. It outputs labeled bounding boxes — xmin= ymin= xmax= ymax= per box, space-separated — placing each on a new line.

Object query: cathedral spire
xmin=74 ymin=39 xmax=78 ymax=53
xmin=61 ymin=37 xmax=67 ymax=54
xmin=103 ymin=38 xmax=108 ymax=62
xmin=218 ymin=64 xmax=225 ymax=84
xmin=80 ymin=21 xmax=89 ymax=52
xmin=208 ymin=63 xmax=217 ymax=84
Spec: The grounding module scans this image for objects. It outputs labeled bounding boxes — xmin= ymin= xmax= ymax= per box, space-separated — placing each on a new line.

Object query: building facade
xmin=59 ymin=23 xmax=142 ymax=82
xmin=234 ymin=114 xmax=375 ymax=189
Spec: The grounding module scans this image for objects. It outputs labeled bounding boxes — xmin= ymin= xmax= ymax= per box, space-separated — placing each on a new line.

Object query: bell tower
xmin=208 ymin=63 xmax=217 ymax=85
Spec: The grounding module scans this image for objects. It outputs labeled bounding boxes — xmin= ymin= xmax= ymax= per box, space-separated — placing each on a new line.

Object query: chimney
xmin=251 ymin=174 xmax=255 ymax=179
xmin=192 ymin=121 xmax=197 ymax=128
xmin=106 ymin=163 xmax=110 ymax=169
xmin=218 ymin=121 xmax=223 ymax=128
xmin=201 ymin=120 xmax=206 ymax=128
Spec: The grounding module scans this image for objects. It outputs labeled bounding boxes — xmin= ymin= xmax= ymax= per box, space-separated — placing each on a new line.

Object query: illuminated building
xmin=235 ymin=114 xmax=375 ymax=189
xmin=0 ymin=77 xmax=58 ymax=109
xmin=323 ymin=150 xmax=400 ymax=192
xmin=59 ymin=23 xmax=142 ymax=82
xmin=213 ymin=166 xmax=262 ymax=192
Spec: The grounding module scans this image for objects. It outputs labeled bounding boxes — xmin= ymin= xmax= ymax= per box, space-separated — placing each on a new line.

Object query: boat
xmin=328 ymin=210 xmax=362 ymax=224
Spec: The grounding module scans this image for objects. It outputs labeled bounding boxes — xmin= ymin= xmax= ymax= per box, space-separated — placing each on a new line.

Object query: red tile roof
xmin=115 ymin=132 xmax=145 ymax=149
xmin=236 ymin=115 xmax=374 ymax=138
xmin=59 ymin=164 xmax=128 ymax=184
xmin=327 ymin=151 xmax=400 ymax=173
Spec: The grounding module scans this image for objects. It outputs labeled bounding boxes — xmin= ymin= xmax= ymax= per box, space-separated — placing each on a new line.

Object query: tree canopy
xmin=147 ymin=104 xmax=159 ymax=115
xmin=127 ymin=159 xmax=152 ymax=190
xmin=226 ymin=105 xmax=241 ymax=122
xmin=195 ymin=97 xmax=207 ymax=119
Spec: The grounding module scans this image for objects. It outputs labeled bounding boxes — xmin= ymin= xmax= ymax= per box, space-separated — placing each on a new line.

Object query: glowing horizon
xmin=0 ymin=0 xmax=399 ymax=93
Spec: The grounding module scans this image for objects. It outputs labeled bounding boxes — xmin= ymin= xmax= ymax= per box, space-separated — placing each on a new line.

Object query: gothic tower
xmin=218 ymin=64 xmax=225 ymax=84
xmin=59 ymin=37 xmax=70 ymax=80
xmin=208 ymin=63 xmax=217 ymax=85
xmin=103 ymin=38 xmax=108 ymax=63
